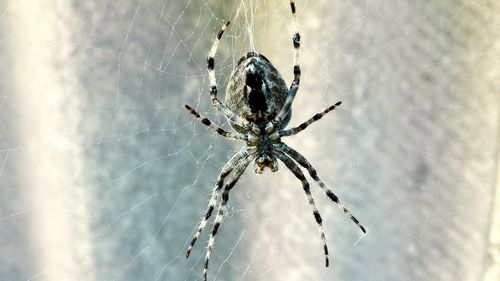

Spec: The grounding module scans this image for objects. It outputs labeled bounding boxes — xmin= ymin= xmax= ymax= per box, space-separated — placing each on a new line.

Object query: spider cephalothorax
xmin=184 ymin=1 xmax=365 ymax=280
xmin=251 ymin=129 xmax=280 ymax=173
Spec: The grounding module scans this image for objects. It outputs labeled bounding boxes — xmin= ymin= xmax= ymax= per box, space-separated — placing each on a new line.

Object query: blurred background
xmin=0 ymin=0 xmax=499 ymax=280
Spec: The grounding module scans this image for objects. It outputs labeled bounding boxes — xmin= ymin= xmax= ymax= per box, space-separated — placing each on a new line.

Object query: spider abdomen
xmin=225 ymin=52 xmax=291 ymax=133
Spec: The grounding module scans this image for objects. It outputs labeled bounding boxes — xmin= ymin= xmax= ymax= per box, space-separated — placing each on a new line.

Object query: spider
xmin=184 ymin=1 xmax=365 ymax=280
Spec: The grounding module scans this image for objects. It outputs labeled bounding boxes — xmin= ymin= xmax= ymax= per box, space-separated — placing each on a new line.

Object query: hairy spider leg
xmin=274 ymin=151 xmax=330 ymax=267
xmin=271 ymin=101 xmax=342 ymax=139
xmin=269 ymin=0 xmax=301 ymax=128
xmin=186 ymin=147 xmax=255 ymax=258
xmin=289 ymin=0 xmax=301 ymax=87
xmin=276 ymin=143 xmax=366 ymax=233
xmin=203 ymin=156 xmax=253 ymax=281
xmin=207 ymin=21 xmax=251 ymax=129
xmin=184 ymin=104 xmax=248 ymax=141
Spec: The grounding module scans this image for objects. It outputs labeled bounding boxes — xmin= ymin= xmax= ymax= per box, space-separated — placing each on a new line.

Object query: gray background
xmin=0 ymin=0 xmax=499 ymax=281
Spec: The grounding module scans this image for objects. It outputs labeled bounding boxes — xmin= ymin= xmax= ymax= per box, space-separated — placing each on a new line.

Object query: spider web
xmin=0 ymin=0 xmax=499 ymax=281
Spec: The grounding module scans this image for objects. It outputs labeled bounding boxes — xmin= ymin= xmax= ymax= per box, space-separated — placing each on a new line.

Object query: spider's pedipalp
xmin=185 ymin=104 xmax=248 ymax=141
xmin=186 ymin=147 xmax=254 ymax=258
xmin=203 ymin=155 xmax=252 ymax=281
xmin=276 ymin=143 xmax=366 ymax=233
xmin=274 ymin=151 xmax=330 ymax=267
xmin=271 ymin=101 xmax=341 ymax=139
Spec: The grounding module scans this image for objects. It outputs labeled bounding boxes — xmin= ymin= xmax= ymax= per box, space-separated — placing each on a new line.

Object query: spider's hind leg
xmin=276 ymin=143 xmax=366 ymax=233
xmin=206 ymin=21 xmax=251 ymax=129
xmin=267 ymin=0 xmax=302 ymax=128
xmin=289 ymin=0 xmax=301 ymax=87
xmin=274 ymin=151 xmax=330 ymax=267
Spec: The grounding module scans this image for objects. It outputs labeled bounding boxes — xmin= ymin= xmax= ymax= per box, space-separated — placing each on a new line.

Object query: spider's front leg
xmin=186 ymin=147 xmax=255 ymax=258
xmin=203 ymin=153 xmax=253 ymax=281
xmin=274 ymin=150 xmax=330 ymax=267
xmin=275 ymin=143 xmax=366 ymax=233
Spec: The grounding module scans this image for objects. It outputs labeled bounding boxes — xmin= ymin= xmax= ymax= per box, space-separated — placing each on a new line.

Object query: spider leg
xmin=203 ymin=155 xmax=253 ymax=281
xmin=275 ymin=143 xmax=366 ymax=233
xmin=267 ymin=0 xmax=301 ymax=128
xmin=289 ymin=0 xmax=301 ymax=87
xmin=186 ymin=147 xmax=255 ymax=258
xmin=207 ymin=21 xmax=251 ymax=129
xmin=274 ymin=150 xmax=330 ymax=267
xmin=184 ymin=104 xmax=248 ymax=141
xmin=270 ymin=101 xmax=341 ymax=139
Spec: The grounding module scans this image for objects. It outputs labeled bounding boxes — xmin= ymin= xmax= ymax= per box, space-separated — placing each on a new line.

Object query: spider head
xmin=254 ymin=155 xmax=278 ymax=174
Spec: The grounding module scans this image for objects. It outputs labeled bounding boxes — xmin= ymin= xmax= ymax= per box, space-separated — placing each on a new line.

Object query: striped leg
xmin=274 ymin=151 xmax=330 ymax=267
xmin=207 ymin=21 xmax=251 ymax=129
xmin=203 ymin=156 xmax=253 ymax=281
xmin=275 ymin=143 xmax=366 ymax=233
xmin=268 ymin=0 xmax=302 ymax=128
xmin=289 ymin=0 xmax=301 ymax=87
xmin=184 ymin=104 xmax=248 ymax=141
xmin=270 ymin=101 xmax=341 ymax=140
xmin=186 ymin=147 xmax=255 ymax=258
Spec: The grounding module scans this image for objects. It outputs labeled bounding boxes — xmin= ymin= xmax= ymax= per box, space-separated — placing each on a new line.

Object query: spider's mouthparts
xmin=255 ymin=165 xmax=276 ymax=174
xmin=254 ymin=156 xmax=279 ymax=174
xmin=255 ymin=165 xmax=265 ymax=174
